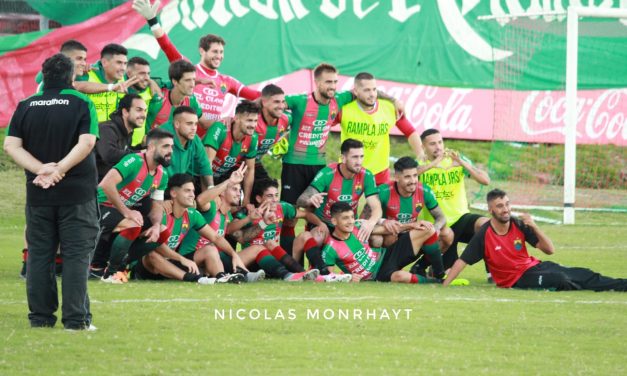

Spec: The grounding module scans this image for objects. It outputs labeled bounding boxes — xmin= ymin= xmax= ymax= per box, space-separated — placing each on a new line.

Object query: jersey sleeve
xmin=459 ymin=227 xmax=486 ymax=265
xmin=151 ymin=170 xmax=169 ymax=201
xmin=155 ymin=32 xmax=185 ymax=62
xmin=285 ymin=94 xmax=302 ymax=111
xmin=281 ymin=202 xmax=297 ymax=220
xmin=193 ymin=137 xmax=213 ymax=176
xmin=321 ymin=244 xmax=339 ymax=267
xmin=203 ymin=122 xmax=226 ymax=150
xmin=364 ymin=170 xmax=378 ymax=197
xmin=282 ymin=112 xmax=293 ymax=133
xmin=395 ymin=114 xmax=416 ymax=137
xmin=245 ymin=133 xmax=258 ymax=159
xmin=7 ymin=103 xmax=25 ymax=138
xmin=309 ymin=167 xmax=330 ymax=193
xmin=335 ymin=91 xmax=354 ymax=107
xmin=514 ymin=217 xmax=540 ymax=248
xmin=190 ymin=208 xmax=208 ymax=230
xmin=377 ymin=184 xmax=391 ymax=208
xmin=113 ymin=154 xmax=142 ymax=181
xmin=422 ymin=183 xmax=439 ymax=210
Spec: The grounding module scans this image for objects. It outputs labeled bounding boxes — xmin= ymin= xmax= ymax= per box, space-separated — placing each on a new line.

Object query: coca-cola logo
xmin=520 ymin=89 xmax=627 ymax=142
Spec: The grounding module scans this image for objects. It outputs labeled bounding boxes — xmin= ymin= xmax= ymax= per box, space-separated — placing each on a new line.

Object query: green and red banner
xmin=1 ymin=0 xmax=626 ymax=145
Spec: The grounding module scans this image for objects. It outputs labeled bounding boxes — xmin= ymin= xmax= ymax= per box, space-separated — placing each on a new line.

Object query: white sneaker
xmin=100 ymin=271 xmax=128 ymax=284
xmin=246 ymin=269 xmax=265 ymax=283
xmin=65 ymin=324 xmax=97 ymax=332
xmin=197 ymin=277 xmax=216 ymax=285
xmin=322 ymin=273 xmax=352 ymax=283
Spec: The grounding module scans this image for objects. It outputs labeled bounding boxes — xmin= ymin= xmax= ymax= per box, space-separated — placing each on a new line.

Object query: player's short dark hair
xmin=60 ymin=40 xmax=87 ymax=53
xmin=42 ymin=53 xmax=74 ymax=86
xmin=172 ymin=105 xmax=197 ymax=119
xmin=354 ymin=72 xmax=374 ymax=82
xmin=420 ymin=128 xmax=440 ymax=141
xmin=167 ymin=173 xmax=195 ymax=194
xmin=114 ymin=93 xmax=143 ymax=116
xmin=330 ymin=201 xmax=353 ymax=217
xmin=313 ymin=63 xmax=337 ymax=79
xmin=199 ymin=34 xmax=225 ymax=50
xmin=128 ymin=56 xmax=150 ymax=68
xmin=252 ymin=178 xmax=279 ymax=203
xmin=394 ymin=157 xmax=418 ymax=173
xmin=487 ymin=189 xmax=507 ymax=203
xmin=146 ymin=128 xmax=174 ymax=145
xmin=261 ymin=84 xmax=284 ymax=98
xmin=340 ymin=138 xmax=364 ymax=155
xmin=101 ymin=43 xmax=127 ymax=59
xmin=235 ymin=100 xmax=260 ymax=115
xmin=169 ymin=59 xmax=195 ymax=82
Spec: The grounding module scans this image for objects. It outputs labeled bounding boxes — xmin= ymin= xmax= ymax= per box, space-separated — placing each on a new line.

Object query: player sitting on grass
xmin=443 ymin=189 xmax=627 ymax=291
xmin=362 ymin=156 xmax=454 ymax=280
xmin=127 ymin=173 xmax=248 ymax=284
xmin=320 ymin=202 xmax=469 ymax=285
xmin=229 ymin=179 xmax=321 ymax=282
xmin=176 ymin=164 xmax=265 ymax=282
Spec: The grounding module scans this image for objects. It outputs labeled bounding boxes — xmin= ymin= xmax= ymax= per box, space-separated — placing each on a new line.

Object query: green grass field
xmin=1 ymin=135 xmax=626 ymax=375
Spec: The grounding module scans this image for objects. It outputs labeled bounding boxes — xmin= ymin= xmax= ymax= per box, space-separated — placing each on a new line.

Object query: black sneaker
xmin=89 ymin=266 xmax=105 ymax=279
xmin=20 ymin=248 xmax=27 ymax=279
xmin=216 ymin=273 xmax=246 ymax=284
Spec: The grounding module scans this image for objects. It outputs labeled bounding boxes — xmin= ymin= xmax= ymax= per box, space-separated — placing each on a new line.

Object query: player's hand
xmin=113 ymin=76 xmax=140 ymax=94
xmin=312 ymin=224 xmax=329 ymax=244
xmin=231 ymin=253 xmax=248 ymax=273
xmin=262 ymin=205 xmax=277 ymax=224
xmin=383 ymin=219 xmax=402 ymax=235
xmin=229 ymin=163 xmax=247 ymax=185
xmin=309 ymin=192 xmax=327 ymax=208
xmin=357 ymin=220 xmax=375 ymax=243
xmin=161 ymin=200 xmax=173 ymax=215
xmin=180 ymin=257 xmax=199 ymax=275
xmin=132 ymin=0 xmax=160 ymax=20
xmin=125 ymin=209 xmax=144 ymax=227
xmin=247 ymin=204 xmax=262 ymax=221
xmin=142 ymin=225 xmax=161 ymax=243
xmin=34 ymin=163 xmax=64 ymax=188
xmin=415 ymin=220 xmax=434 ymax=232
xmin=351 ymin=274 xmax=363 ymax=283
xmin=148 ymin=79 xmax=163 ymax=100
xmin=519 ymin=213 xmax=537 ymax=229
xmin=446 ymin=148 xmax=461 ymax=163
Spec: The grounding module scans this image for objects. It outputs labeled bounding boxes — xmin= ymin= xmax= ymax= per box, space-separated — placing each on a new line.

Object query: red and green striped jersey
xmin=378 ymin=182 xmax=438 ymax=223
xmin=310 ymin=163 xmax=377 ymax=225
xmin=237 ymin=201 xmax=297 ymax=248
xmin=160 ymin=207 xmax=208 ymax=252
xmin=178 ymin=200 xmax=233 ymax=255
xmin=321 ymin=223 xmax=386 ymax=281
xmin=147 ymin=87 xmax=203 ymax=129
xmin=97 ymin=153 xmax=168 ymax=207
xmin=284 ymin=91 xmax=353 ymax=165
xmin=203 ymin=119 xmax=258 ymax=178
xmin=255 ymin=112 xmax=291 ymax=163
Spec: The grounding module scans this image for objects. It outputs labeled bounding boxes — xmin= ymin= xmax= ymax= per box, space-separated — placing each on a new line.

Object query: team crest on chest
xmin=220 ymin=83 xmax=228 ymax=94
xmin=355 ymin=184 xmax=363 ymax=196
xmin=514 ymin=238 xmax=523 ymax=251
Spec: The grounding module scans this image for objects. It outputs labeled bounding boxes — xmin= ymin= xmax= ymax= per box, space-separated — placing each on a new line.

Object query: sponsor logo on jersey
xmin=337 ymin=194 xmax=352 ymax=201
xmin=495 ymin=245 xmax=502 ymax=251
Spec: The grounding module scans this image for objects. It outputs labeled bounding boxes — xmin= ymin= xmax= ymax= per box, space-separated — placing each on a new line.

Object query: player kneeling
xmin=127 ymin=174 xmax=248 ymax=284
xmin=318 ymin=202 xmax=469 ymax=285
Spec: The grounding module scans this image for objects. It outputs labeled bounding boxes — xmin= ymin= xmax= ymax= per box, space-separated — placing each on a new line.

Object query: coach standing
xmin=4 ymin=54 xmax=100 ymax=330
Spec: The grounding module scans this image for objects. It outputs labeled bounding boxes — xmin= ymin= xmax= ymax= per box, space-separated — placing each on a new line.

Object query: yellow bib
xmin=418 ymin=157 xmax=469 ymax=226
xmin=87 ymin=71 xmax=124 ymax=123
xmin=340 ymin=100 xmax=397 ymax=175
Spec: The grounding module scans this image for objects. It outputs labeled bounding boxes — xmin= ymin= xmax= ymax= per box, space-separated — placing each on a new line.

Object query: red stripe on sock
xmin=256 ymin=249 xmax=272 ymax=264
xmin=304 ymin=238 xmax=318 ymax=252
xmin=424 ymin=232 xmax=438 ymax=245
xmin=410 ymin=274 xmax=419 ymax=284
xmin=119 ymin=226 xmax=142 ymax=241
xmin=22 ymin=249 xmax=28 ymax=262
xmin=270 ymin=246 xmax=287 ymax=260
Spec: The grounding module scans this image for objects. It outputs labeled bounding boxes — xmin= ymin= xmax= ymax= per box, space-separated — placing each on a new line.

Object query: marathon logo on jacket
xmin=29 ymin=98 xmax=69 ymax=106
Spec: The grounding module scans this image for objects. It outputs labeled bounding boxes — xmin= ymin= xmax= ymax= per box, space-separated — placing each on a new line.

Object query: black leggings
xmin=514 ymin=261 xmax=627 ymax=292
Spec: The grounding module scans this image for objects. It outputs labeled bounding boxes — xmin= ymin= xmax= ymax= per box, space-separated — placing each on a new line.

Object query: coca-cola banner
xmin=229 ymin=70 xmax=626 ymax=146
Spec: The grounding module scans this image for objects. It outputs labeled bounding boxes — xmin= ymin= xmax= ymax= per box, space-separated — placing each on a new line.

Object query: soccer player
xmin=321 ymin=202 xmax=467 ymax=285
xmin=35 ymin=40 xmax=88 ymax=89
xmin=414 ymin=128 xmax=491 ymax=278
xmin=126 ymin=56 xmax=161 ymax=147
xmin=95 ymin=93 xmax=146 ymax=180
xmin=74 ymin=43 xmax=131 ymax=122
xmin=230 ymin=179 xmax=321 ymax=281
xmin=129 ymin=174 xmax=247 ymax=284
xmin=443 ymin=189 xmax=627 ymax=291
xmin=133 ymin=0 xmax=260 ymax=137
xmin=254 ymin=84 xmax=291 ymax=182
xmin=296 ymin=139 xmax=381 ymax=243
xmin=145 ymin=60 xmax=204 ymax=129
xmin=94 ymin=128 xmax=173 ymax=283
xmin=160 ymin=106 xmax=214 ymax=189
xmin=363 ymin=157 xmax=453 ymax=279
xmin=338 ymin=72 xmax=423 ymax=185
xmin=204 ymin=100 xmax=259 ymax=204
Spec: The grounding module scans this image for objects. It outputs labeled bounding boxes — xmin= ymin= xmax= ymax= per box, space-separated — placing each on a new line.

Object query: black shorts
xmin=450 ymin=213 xmax=484 ymax=245
xmin=98 ymin=197 xmax=153 ymax=234
xmin=130 ymin=249 xmax=194 ymax=280
xmin=375 ymin=233 xmax=418 ymax=282
xmin=280 ymin=163 xmax=325 ymax=204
